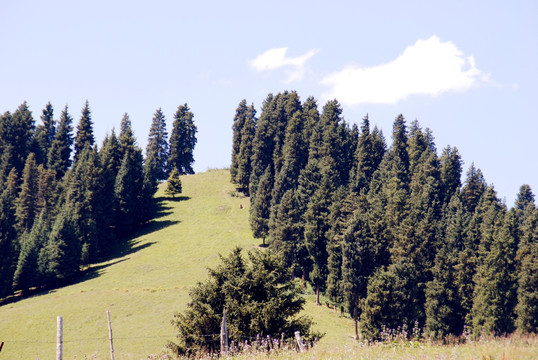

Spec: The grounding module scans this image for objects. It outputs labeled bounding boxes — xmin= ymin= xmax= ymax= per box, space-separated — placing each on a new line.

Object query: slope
xmin=0 ymin=169 xmax=353 ymax=359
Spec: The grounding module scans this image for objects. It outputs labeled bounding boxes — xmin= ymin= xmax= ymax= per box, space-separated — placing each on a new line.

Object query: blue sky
xmin=1 ymin=1 xmax=536 ymax=205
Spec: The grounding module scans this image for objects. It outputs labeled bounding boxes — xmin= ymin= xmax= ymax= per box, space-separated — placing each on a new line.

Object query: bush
xmin=170 ymin=247 xmax=321 ymax=357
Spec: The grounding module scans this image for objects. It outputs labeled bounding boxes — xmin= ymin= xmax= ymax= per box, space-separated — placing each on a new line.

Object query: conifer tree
xmin=359 ymin=260 xmax=420 ymax=339
xmin=304 ymin=164 xmax=335 ymax=305
xmin=425 ymin=195 xmax=466 ymax=337
xmin=249 ymin=166 xmax=272 ymax=246
xmin=10 ymin=102 xmax=35 ymax=176
xmin=73 ymin=100 xmax=94 ymax=162
xmin=33 ymin=102 xmax=56 ymax=166
xmin=230 ymin=99 xmax=249 ymax=184
xmin=115 ymin=113 xmax=145 ymax=232
xmin=249 ymin=94 xmax=276 ymax=198
xmin=15 ymin=153 xmax=39 ymax=234
xmin=340 ymin=194 xmax=376 ymax=339
xmin=326 ymin=191 xmax=359 ymax=306
xmin=0 ymin=169 xmax=19 ymax=297
xmin=270 ymin=110 xmax=308 ymax=238
xmin=169 ymin=104 xmax=197 ymax=175
xmin=271 ymin=189 xmax=310 ymax=277
xmin=165 ymin=168 xmax=183 ymax=198
xmin=515 ymin=207 xmax=538 ymax=332
xmin=471 ymin=190 xmax=518 ymax=334
xmin=48 ymin=105 xmax=74 ymax=179
xmin=461 ymin=164 xmax=486 ymax=214
xmin=13 ymin=211 xmax=50 ymax=290
xmin=40 ymin=206 xmax=81 ymax=282
xmin=235 ymin=104 xmax=256 ymax=193
xmin=146 ymin=108 xmax=169 ymax=181
xmin=350 ymin=115 xmax=385 ymax=193
xmin=439 ymin=146 xmax=462 ymax=205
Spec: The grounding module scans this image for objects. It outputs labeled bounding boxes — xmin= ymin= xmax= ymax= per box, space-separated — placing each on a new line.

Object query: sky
xmin=0 ymin=0 xmax=536 ymax=205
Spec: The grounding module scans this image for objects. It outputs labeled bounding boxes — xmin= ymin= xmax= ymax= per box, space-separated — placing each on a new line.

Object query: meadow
xmin=0 ymin=169 xmax=536 ymax=359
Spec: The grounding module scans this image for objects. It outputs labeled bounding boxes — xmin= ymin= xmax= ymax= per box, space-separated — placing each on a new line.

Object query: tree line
xmin=230 ymin=91 xmax=537 ymax=340
xmin=0 ymin=101 xmax=197 ymax=298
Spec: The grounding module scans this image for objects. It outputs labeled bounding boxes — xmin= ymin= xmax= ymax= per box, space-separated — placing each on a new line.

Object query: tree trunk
xmin=316 ymin=286 xmax=320 ymax=306
xmin=262 ymin=236 xmax=266 ymax=247
xmin=353 ymin=307 xmax=359 ymax=340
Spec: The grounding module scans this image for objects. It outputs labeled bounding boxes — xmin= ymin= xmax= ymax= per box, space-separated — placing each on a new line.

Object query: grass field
xmin=0 ymin=169 xmax=536 ymax=359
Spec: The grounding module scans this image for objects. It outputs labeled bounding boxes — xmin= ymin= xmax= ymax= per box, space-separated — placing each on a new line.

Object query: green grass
xmin=0 ymin=169 xmax=536 ymax=359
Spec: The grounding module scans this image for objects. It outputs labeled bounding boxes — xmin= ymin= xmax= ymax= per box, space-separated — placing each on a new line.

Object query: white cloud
xmin=321 ymin=36 xmax=490 ymax=106
xmin=249 ymin=47 xmax=320 ymax=83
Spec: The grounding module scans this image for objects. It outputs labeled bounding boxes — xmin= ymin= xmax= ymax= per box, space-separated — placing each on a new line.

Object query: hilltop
xmin=0 ymin=169 xmax=352 ymax=359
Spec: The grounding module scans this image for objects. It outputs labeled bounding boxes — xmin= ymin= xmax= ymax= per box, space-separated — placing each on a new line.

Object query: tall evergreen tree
xmin=425 ymin=195 xmax=466 ymax=337
xmin=33 ymin=102 xmax=56 ymax=166
xmin=340 ymin=194 xmax=376 ymax=339
xmin=249 ymin=166 xmax=272 ymax=246
xmin=439 ymin=146 xmax=462 ymax=205
xmin=146 ymin=108 xmax=169 ymax=181
xmin=169 ymin=104 xmax=197 ymax=175
xmin=48 ymin=105 xmax=74 ymax=179
xmin=15 ymin=153 xmax=40 ymax=234
xmin=304 ymin=164 xmax=335 ymax=305
xmin=249 ymin=94 xmax=276 ymax=198
xmin=235 ymin=104 xmax=256 ymax=193
xmin=471 ymin=189 xmax=518 ymax=334
xmin=10 ymin=102 xmax=35 ymax=176
xmin=461 ymin=164 xmax=486 ymax=214
xmin=230 ymin=99 xmax=249 ymax=184
xmin=73 ymin=100 xmax=94 ymax=162
xmin=515 ymin=206 xmax=538 ymax=332
xmin=0 ymin=169 xmax=19 ymax=297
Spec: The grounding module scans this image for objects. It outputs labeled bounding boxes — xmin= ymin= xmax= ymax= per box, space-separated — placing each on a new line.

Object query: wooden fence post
xmin=56 ymin=316 xmax=63 ymax=360
xmin=107 ymin=311 xmax=115 ymax=360
xmin=294 ymin=331 xmax=306 ymax=353
xmin=220 ymin=308 xmax=228 ymax=354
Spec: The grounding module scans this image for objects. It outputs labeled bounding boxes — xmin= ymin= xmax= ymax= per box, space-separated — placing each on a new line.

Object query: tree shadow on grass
xmin=1 ymin=200 xmax=184 ymax=307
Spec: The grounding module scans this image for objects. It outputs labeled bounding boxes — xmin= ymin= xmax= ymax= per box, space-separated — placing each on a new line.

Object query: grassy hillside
xmin=0 ymin=169 xmax=353 ymax=359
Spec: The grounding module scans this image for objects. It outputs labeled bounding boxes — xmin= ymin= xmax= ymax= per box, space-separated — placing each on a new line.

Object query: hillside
xmin=0 ymin=169 xmax=352 ymax=359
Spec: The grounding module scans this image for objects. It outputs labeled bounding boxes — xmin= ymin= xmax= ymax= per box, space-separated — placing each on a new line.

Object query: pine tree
xmin=115 ymin=113 xmax=145 ymax=233
xmin=515 ymin=207 xmax=538 ymax=332
xmin=326 ymin=191 xmax=359 ymax=306
xmin=340 ymin=194 xmax=376 ymax=339
xmin=0 ymin=169 xmax=19 ymax=297
xmin=425 ymin=195 xmax=466 ymax=337
xmin=270 ymin=110 xmax=308 ymax=239
xmin=146 ymin=108 xmax=169 ymax=181
xmin=169 ymin=104 xmax=197 ymax=175
xmin=12 ymin=213 xmax=49 ymax=290
xmin=40 ymin=206 xmax=81 ymax=283
xmin=73 ymin=100 xmax=94 ymax=162
xmin=350 ymin=115 xmax=386 ymax=193
xmin=439 ymin=146 xmax=462 ymax=205
xmin=33 ymin=102 xmax=56 ymax=166
xmin=230 ymin=99 xmax=249 ymax=184
xmin=10 ymin=102 xmax=35 ymax=175
xmin=15 ymin=153 xmax=40 ymax=234
xmin=471 ymin=191 xmax=518 ymax=335
xmin=48 ymin=105 xmax=74 ymax=179
xmin=359 ymin=260 xmax=420 ymax=339
xmin=460 ymin=164 xmax=486 ymax=214
xmin=165 ymin=168 xmax=183 ymax=198
xmin=304 ymin=164 xmax=335 ymax=305
xmin=249 ymin=94 xmax=276 ymax=198
xmin=235 ymin=104 xmax=256 ymax=193
xmin=249 ymin=166 xmax=272 ymax=246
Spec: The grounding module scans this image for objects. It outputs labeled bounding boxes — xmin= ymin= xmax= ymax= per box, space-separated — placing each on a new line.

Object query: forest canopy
xmin=0 ymin=101 xmax=197 ymax=297
xmin=231 ymin=91 xmax=538 ymax=340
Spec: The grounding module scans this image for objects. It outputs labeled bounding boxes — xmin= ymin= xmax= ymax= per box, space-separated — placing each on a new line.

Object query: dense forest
xmin=231 ymin=91 xmax=538 ymax=340
xmin=0 ymin=101 xmax=197 ymax=298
